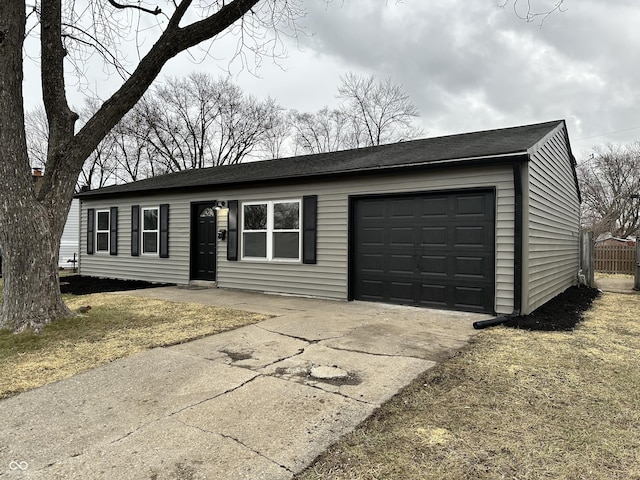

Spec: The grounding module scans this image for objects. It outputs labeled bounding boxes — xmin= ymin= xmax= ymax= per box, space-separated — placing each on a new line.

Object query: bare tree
xmin=0 ymin=0 xmax=304 ymax=332
xmin=289 ymin=107 xmax=353 ymax=154
xmin=260 ymin=107 xmax=291 ymax=159
xmin=208 ymin=79 xmax=283 ymax=166
xmin=25 ymin=107 xmax=50 ymax=171
xmin=110 ymin=105 xmax=157 ymax=184
xmin=578 ymin=142 xmax=640 ymax=239
xmin=337 ymin=72 xmax=422 ymax=148
xmin=126 ymin=74 xmax=283 ymax=173
xmin=77 ymin=98 xmax=119 ymax=189
xmin=288 ymin=73 xmax=423 ymax=155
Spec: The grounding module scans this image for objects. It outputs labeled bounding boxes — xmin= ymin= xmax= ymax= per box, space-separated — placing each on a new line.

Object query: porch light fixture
xmin=214 ymin=200 xmax=226 ymax=210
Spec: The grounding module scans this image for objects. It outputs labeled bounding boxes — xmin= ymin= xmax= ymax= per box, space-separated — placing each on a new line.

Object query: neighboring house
xmin=36 ymin=169 xmax=80 ymax=269
xmin=59 ymin=198 xmax=80 ymax=269
xmin=77 ymin=120 xmax=581 ymax=316
xmin=594 ymin=235 xmax=636 ymax=247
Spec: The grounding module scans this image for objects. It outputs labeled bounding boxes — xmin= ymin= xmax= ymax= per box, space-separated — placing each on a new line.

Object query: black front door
xmin=191 ymin=203 xmax=217 ymax=281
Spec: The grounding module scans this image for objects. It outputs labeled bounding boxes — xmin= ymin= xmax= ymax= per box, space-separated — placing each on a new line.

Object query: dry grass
xmin=0 ymin=293 xmax=266 ymax=399
xmin=298 ymin=291 xmax=640 ymax=480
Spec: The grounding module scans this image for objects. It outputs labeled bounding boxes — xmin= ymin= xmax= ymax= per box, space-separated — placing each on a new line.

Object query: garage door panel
xmin=453 ymin=286 xmax=491 ymax=312
xmin=419 ymin=255 xmax=447 ymax=275
xmin=389 ymin=281 xmax=415 ymax=303
xmin=456 ymin=195 xmax=488 ymax=216
xmin=360 ymin=253 xmax=384 ymax=273
xmin=453 ymin=255 xmax=488 ymax=278
xmin=353 ymin=190 xmax=495 ymax=313
xmin=420 ymin=226 xmax=448 ymax=246
xmin=360 ymin=227 xmax=384 ymax=246
xmin=454 ymin=226 xmax=489 ymax=246
xmin=358 ymin=279 xmax=384 ymax=301
xmin=420 ymin=197 xmax=448 ymax=217
xmin=419 ymin=283 xmax=448 ymax=306
xmin=359 ymin=200 xmax=385 ymax=219
xmin=390 ymin=227 xmax=414 ymax=246
xmin=390 ymin=198 xmax=415 ymax=218
xmin=389 ymin=254 xmax=415 ymax=275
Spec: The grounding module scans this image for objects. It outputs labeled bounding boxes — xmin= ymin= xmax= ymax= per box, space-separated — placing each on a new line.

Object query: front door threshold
xmin=188 ymin=280 xmax=218 ymax=289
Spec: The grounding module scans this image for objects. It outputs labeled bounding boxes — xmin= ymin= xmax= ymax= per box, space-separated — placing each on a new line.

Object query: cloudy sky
xmin=25 ymin=0 xmax=640 ymax=160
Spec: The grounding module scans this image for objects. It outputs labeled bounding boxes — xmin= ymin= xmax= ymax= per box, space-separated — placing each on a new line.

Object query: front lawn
xmin=0 ymin=289 xmax=266 ymax=399
xmin=298 ymin=290 xmax=640 ymax=479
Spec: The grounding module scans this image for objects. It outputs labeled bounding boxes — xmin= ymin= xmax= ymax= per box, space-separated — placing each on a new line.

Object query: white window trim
xmin=95 ymin=210 xmax=110 ymax=253
xmin=241 ymin=199 xmax=302 ymax=262
xmin=142 ymin=206 xmax=160 ymax=255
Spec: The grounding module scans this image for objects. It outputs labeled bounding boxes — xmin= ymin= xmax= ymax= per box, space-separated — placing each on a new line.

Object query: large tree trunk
xmin=0 ymin=1 xmax=72 ymax=332
xmin=0 ymin=207 xmax=72 ymax=333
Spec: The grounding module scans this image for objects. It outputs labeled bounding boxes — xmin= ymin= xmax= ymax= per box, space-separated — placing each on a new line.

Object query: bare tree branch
xmin=107 ymin=0 xmax=162 ymax=16
xmin=498 ymin=0 xmax=567 ymax=27
xmin=578 ymin=142 xmax=640 ymax=238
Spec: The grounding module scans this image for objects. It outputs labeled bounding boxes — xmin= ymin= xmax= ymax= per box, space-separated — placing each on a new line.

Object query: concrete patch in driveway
xmin=264 ymin=343 xmax=435 ymax=405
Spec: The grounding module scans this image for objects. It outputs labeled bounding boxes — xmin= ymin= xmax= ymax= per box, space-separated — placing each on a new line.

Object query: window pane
xmin=199 ymin=207 xmax=215 ymax=218
xmin=97 ymin=232 xmax=109 ymax=251
xmin=273 ymin=232 xmax=299 ymax=259
xmin=143 ymin=209 xmax=158 ymax=230
xmin=243 ymin=232 xmax=267 ymax=258
xmin=97 ymin=212 xmax=109 ymax=231
xmin=274 ymin=202 xmax=299 ymax=230
xmin=143 ymin=232 xmax=158 ymax=253
xmin=243 ymin=204 xmax=267 ymax=230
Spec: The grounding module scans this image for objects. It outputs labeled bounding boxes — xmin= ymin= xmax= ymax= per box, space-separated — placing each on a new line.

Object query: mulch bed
xmin=502 ymin=286 xmax=600 ymax=332
xmin=60 ymin=275 xmax=173 ymax=296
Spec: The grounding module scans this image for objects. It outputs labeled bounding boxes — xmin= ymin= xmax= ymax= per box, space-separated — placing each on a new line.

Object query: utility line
xmin=574 ymin=125 xmax=640 ymax=142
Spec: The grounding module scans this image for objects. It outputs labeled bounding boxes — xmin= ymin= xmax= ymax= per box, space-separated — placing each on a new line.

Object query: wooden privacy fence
xmin=594 ymin=244 xmax=637 ymax=274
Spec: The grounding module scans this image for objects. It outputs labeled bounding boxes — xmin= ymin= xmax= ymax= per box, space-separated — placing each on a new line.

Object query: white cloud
xmin=22 ymin=0 xmax=640 ymax=158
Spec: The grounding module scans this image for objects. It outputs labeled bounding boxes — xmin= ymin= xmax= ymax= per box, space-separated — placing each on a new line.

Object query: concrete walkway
xmin=1 ymin=287 xmax=489 ymax=480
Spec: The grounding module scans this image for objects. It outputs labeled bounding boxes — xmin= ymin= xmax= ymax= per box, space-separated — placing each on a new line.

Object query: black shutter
xmin=160 ymin=204 xmax=169 ymax=258
xmin=109 ymin=207 xmax=118 ymax=255
xmin=302 ymin=195 xmax=318 ymax=264
xmin=131 ymin=205 xmax=140 ymax=256
xmin=227 ymin=200 xmax=238 ymax=261
xmin=87 ymin=208 xmax=95 ymax=255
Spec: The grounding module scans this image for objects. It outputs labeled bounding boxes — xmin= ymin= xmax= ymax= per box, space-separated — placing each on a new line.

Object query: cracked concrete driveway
xmin=0 ymin=287 xmax=490 ymax=480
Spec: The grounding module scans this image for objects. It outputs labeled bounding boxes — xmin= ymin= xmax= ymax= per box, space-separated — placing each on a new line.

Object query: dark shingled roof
xmin=79 ymin=120 xmax=568 ymax=198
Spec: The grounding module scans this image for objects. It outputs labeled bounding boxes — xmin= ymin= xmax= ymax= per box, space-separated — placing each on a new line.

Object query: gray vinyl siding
xmin=523 ymin=125 xmax=580 ymax=314
xmin=215 ymin=166 xmax=516 ymax=314
xmin=79 ymin=165 xmax=516 ymax=314
xmin=80 ymin=194 xmax=192 ymax=284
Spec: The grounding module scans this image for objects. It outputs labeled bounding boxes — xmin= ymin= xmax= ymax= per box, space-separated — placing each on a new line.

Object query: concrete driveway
xmin=0 ymin=287 xmax=490 ymax=480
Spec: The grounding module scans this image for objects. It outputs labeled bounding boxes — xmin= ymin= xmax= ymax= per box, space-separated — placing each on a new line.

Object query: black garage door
xmin=352 ymin=190 xmax=495 ymax=313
